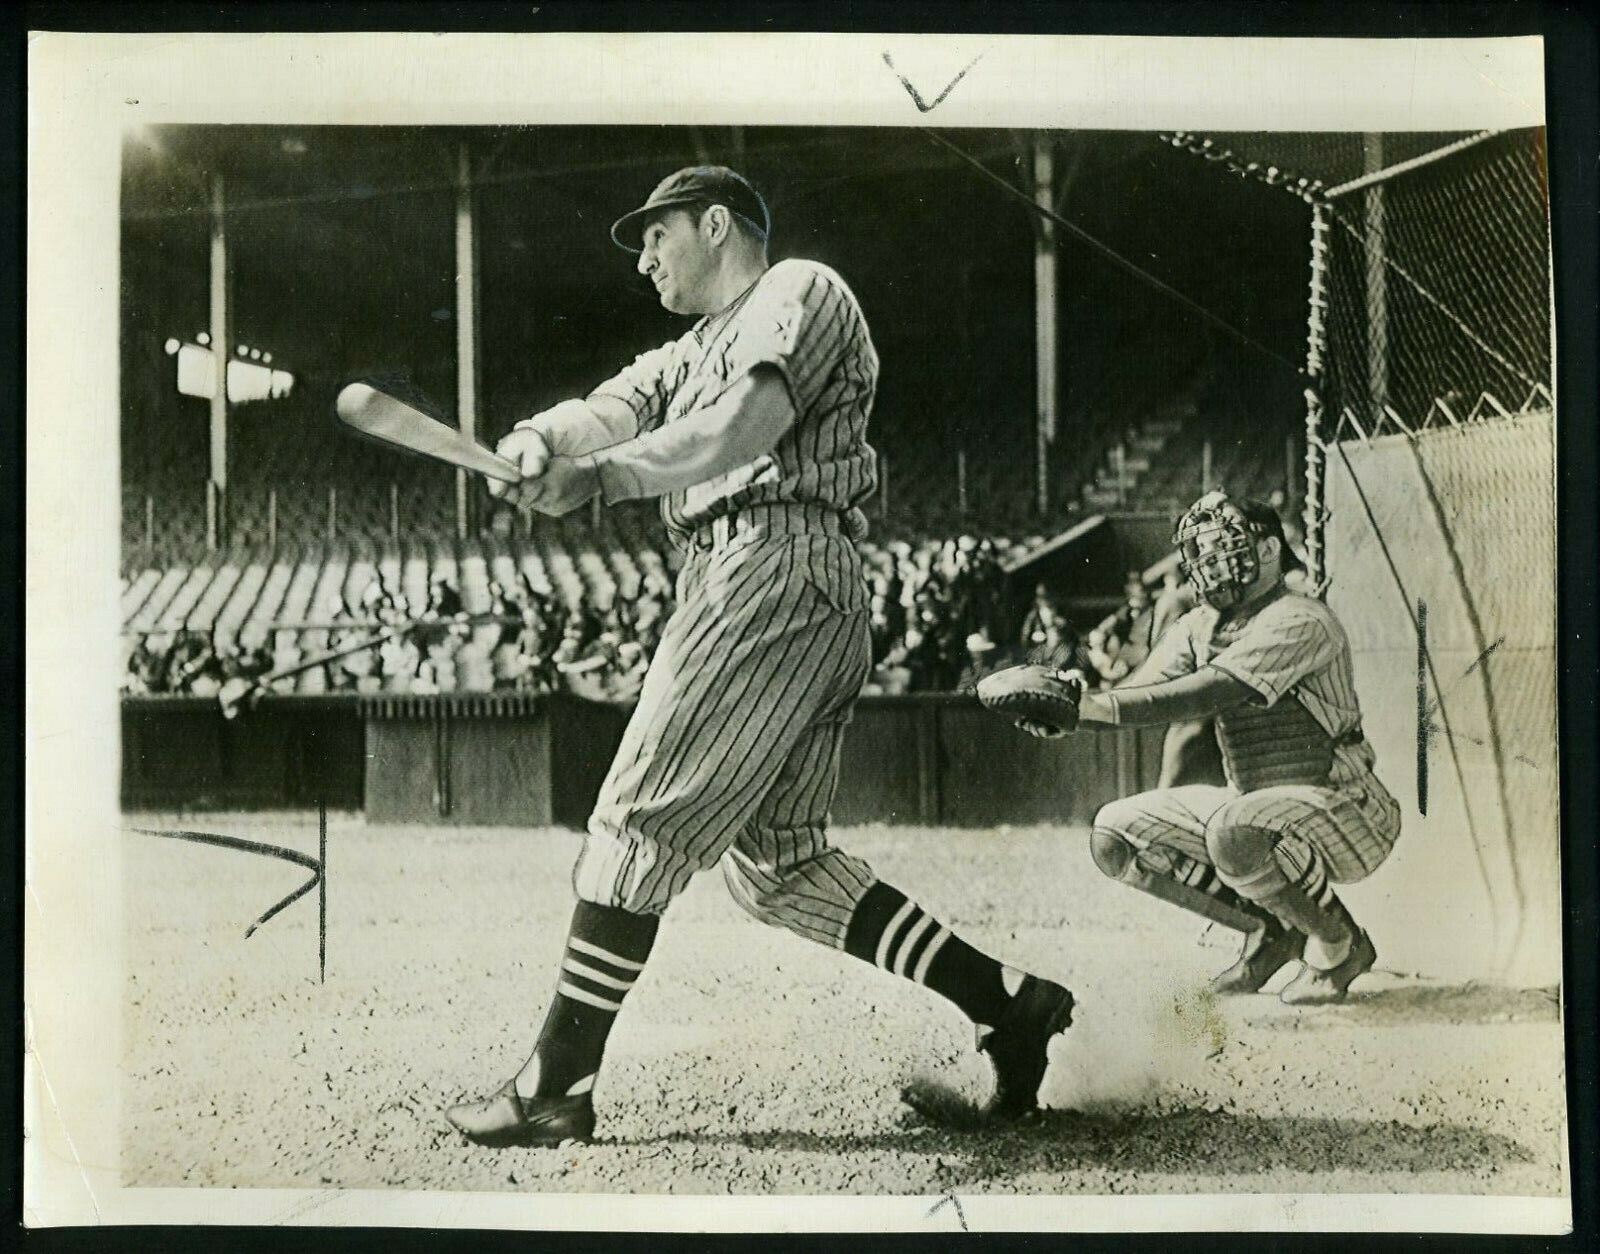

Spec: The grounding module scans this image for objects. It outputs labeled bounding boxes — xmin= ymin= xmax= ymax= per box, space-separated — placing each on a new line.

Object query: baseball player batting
xmin=980 ymin=491 xmax=1401 ymax=1004
xmin=445 ymin=166 xmax=1075 ymax=1148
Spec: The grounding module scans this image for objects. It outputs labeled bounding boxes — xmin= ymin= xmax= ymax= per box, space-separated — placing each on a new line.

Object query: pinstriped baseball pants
xmin=572 ymin=529 xmax=879 ymax=947
xmin=1093 ymin=779 xmax=1401 ymax=887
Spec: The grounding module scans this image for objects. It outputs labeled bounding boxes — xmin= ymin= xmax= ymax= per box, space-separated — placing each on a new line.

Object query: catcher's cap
xmin=1233 ymin=497 xmax=1305 ymax=572
xmin=611 ymin=165 xmax=771 ymax=252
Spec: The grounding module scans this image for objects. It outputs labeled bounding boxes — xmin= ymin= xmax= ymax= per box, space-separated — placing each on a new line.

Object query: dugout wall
xmin=121 ymin=694 xmax=1170 ymax=829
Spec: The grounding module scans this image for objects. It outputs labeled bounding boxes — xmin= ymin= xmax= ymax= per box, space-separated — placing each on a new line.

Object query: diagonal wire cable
xmin=1325 ymin=206 xmax=1542 ymax=392
xmin=921 ymin=128 xmax=1303 ymax=376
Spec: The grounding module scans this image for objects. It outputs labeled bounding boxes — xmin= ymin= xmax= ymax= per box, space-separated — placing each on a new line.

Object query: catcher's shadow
xmin=1234 ymin=981 xmax=1560 ymax=1030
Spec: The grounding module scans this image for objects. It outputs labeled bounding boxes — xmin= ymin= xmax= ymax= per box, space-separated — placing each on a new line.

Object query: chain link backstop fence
xmin=1168 ymin=126 xmax=1558 ymax=984
xmin=1314 ymin=130 xmax=1557 ymax=985
xmin=1322 ymin=129 xmax=1551 ymax=440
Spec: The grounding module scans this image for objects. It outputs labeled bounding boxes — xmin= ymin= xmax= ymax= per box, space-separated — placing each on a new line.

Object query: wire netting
xmin=1322 ymin=129 xmax=1550 ymax=436
xmin=1308 ymin=130 xmax=1557 ymax=984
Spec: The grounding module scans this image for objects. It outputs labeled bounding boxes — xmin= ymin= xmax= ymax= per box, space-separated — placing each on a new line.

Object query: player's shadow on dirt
xmin=612 ymin=1111 xmax=1534 ymax=1183
xmin=934 ymin=1108 xmax=1536 ymax=1183
xmin=1240 ymin=982 xmax=1560 ymax=1029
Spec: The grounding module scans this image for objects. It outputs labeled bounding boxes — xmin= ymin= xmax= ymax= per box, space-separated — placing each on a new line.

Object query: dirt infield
xmin=122 ymin=815 xmax=1568 ymax=1197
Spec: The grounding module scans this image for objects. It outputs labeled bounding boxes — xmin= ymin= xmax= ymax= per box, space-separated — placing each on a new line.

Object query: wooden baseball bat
xmin=334 ymin=382 xmax=520 ymax=484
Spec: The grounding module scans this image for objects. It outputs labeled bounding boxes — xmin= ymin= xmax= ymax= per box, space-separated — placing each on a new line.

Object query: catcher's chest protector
xmin=1216 ymin=693 xmax=1335 ymax=791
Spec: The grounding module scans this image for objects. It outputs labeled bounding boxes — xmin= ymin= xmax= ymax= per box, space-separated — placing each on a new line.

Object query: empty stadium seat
xmin=213 ymin=562 xmax=268 ymax=649
xmin=157 ymin=565 xmax=213 ymax=632
xmin=120 ymin=569 xmax=162 ymax=625
xmin=186 ymin=564 xmax=242 ymax=636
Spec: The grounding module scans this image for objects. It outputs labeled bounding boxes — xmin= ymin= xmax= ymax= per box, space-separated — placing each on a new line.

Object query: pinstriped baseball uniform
xmin=572 ymin=258 xmax=885 ymax=945
xmin=445 ymin=176 xmax=1075 ymax=1148
xmin=584 ymin=258 xmax=878 ymax=546
xmin=1095 ymin=587 xmax=1401 ymax=885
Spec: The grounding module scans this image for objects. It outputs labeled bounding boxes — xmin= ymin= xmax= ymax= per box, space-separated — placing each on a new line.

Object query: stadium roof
xmin=120 ymin=124 xmax=1320 ymax=454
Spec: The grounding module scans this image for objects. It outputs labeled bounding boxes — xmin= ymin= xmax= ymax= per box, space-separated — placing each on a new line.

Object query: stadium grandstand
xmin=120 ymin=126 xmax=1317 ymax=703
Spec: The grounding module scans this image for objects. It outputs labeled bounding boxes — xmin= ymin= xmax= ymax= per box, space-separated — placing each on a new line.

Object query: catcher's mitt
xmin=975 ymin=664 xmax=1084 ymax=738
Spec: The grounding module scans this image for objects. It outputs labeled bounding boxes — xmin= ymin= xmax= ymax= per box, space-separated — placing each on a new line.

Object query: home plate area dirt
xmin=123 ymin=815 xmax=1567 ymax=1197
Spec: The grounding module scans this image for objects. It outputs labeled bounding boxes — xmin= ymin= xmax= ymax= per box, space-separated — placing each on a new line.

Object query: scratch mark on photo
xmin=927 ymin=1192 xmax=969 ymax=1230
xmin=1416 ymin=597 xmax=1428 ymax=815
xmin=882 ymin=50 xmax=985 ymax=114
xmin=1463 ymin=635 xmax=1506 ymax=677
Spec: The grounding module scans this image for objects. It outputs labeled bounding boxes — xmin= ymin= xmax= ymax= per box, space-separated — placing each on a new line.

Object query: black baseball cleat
xmin=1210 ymin=919 xmax=1307 ymax=995
xmin=978 ymin=975 xmax=1076 ymax=1124
xmin=445 ymin=1081 xmax=595 ymax=1148
xmin=1278 ymin=929 xmax=1377 ymax=1006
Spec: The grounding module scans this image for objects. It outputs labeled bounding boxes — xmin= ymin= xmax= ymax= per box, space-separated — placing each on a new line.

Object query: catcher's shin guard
xmin=1209 ymin=824 xmax=1353 ymax=948
xmin=1089 ymin=829 xmax=1265 ymax=933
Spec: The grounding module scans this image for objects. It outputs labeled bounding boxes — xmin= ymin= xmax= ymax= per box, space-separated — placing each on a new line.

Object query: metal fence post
xmin=1303 ymin=199 xmax=1332 ymax=594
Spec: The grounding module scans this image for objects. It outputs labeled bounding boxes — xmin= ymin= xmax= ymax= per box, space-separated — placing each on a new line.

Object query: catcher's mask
xmin=1174 ymin=491 xmax=1299 ymax=610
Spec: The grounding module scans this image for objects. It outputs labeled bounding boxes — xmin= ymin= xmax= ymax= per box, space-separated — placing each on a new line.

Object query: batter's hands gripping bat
xmin=334 ymin=382 xmax=521 ymax=484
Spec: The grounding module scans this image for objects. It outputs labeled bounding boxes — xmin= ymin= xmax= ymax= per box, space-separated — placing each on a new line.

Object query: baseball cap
xmin=1234 ymin=497 xmax=1306 ymax=571
xmin=610 ymin=165 xmax=771 ymax=252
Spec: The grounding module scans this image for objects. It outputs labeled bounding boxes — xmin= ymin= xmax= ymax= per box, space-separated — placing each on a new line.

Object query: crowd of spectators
xmin=122 ymin=568 xmax=675 ymax=704
xmin=122 ymin=626 xmax=274 ymax=697
xmin=122 ymin=497 xmax=1307 ymax=703
xmin=120 ymin=538 xmax=1170 ymax=704
xmin=1013 ymin=576 xmax=1149 ymax=691
xmin=123 ymin=535 xmax=1017 ymax=702
xmin=860 ymin=535 xmax=1006 ymax=695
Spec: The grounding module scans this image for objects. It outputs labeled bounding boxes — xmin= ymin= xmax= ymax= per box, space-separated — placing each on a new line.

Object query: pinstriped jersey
xmin=587 ymin=258 xmax=879 ymax=541
xmin=1136 ymin=587 xmax=1381 ymax=788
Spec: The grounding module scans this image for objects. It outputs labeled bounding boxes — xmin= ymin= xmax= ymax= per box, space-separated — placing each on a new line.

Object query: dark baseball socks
xmin=843 ymin=882 xmax=1018 ymax=1032
xmin=514 ymin=900 xmax=660 ymax=1101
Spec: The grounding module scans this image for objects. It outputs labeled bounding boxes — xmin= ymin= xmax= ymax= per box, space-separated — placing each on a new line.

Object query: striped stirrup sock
xmin=1221 ymin=842 xmax=1353 ymax=955
xmin=1290 ymin=858 xmax=1355 ymax=968
xmin=843 ymin=882 xmax=1015 ymax=1030
xmin=517 ymin=901 xmax=659 ymax=1101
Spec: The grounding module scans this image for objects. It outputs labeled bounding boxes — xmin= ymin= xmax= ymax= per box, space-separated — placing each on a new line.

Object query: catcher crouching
xmin=979 ymin=491 xmax=1401 ymax=1004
